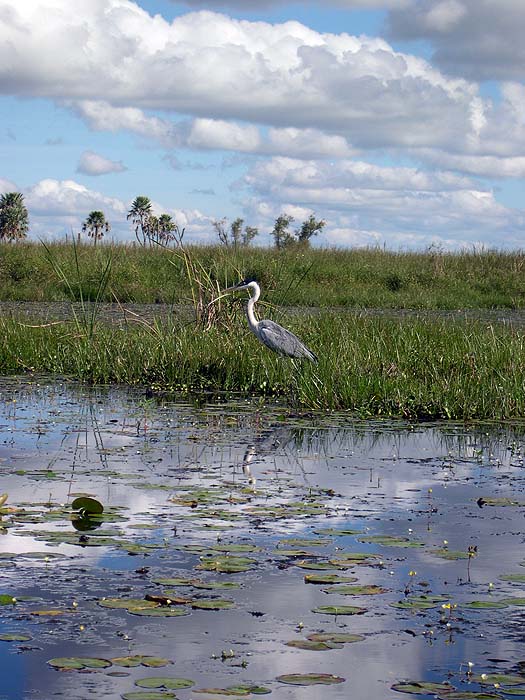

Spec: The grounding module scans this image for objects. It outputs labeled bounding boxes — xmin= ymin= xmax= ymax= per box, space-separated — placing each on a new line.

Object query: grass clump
xmin=2 ymin=312 xmax=525 ymax=419
xmin=2 ymin=241 xmax=525 ymax=309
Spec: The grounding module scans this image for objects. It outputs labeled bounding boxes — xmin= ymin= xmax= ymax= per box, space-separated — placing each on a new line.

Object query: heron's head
xmin=223 ymin=277 xmax=259 ymax=293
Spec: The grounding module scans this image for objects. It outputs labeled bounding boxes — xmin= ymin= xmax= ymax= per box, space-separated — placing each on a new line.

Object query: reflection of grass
xmin=2 ymin=240 xmax=525 ymax=309
xmin=3 ymin=312 xmax=525 ymax=418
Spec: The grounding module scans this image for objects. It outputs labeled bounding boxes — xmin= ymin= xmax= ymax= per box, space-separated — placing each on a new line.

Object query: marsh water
xmin=1 ymin=379 xmax=525 ymax=700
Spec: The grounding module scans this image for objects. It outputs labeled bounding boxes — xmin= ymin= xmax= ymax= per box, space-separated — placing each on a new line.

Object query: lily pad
xmin=313 ymin=528 xmax=362 ymax=536
xmin=112 ymin=656 xmax=173 ymax=668
xmin=48 ymin=657 xmax=112 ymax=670
xmin=193 ymin=685 xmax=271 ymax=695
xmin=0 ymin=633 xmax=32 ymax=642
xmin=196 ymin=555 xmax=257 ymax=573
xmin=71 ymin=497 xmax=104 ymax=515
xmin=322 ymin=584 xmax=387 ymax=595
xmin=0 ymin=594 xmax=16 ymax=605
xmin=121 ymin=693 xmax=176 ymax=700
xmin=285 ymin=639 xmax=340 ymax=650
xmin=463 ymin=600 xmax=509 ymax=609
xmin=473 ymin=673 xmax=525 ymax=686
xmin=312 ymin=604 xmax=366 ymax=615
xmin=277 ymin=673 xmax=345 ymax=685
xmin=391 ymin=681 xmax=455 ymax=694
xmin=358 ymin=535 xmax=424 ymax=548
xmin=307 ymin=632 xmax=365 ymax=644
xmin=304 ymin=573 xmax=358 ymax=584
xmin=191 ymin=598 xmax=235 ymax=610
xmin=135 ymin=677 xmax=195 ymax=689
xmin=500 ymin=574 xmax=525 ymax=583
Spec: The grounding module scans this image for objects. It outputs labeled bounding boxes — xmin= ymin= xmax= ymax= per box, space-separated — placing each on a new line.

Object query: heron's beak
xmin=207 ymin=284 xmax=243 ymax=308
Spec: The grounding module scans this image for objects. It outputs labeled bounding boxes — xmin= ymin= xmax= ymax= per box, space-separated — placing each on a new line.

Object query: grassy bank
xmin=2 ymin=312 xmax=525 ymax=419
xmin=1 ymin=240 xmax=525 ymax=309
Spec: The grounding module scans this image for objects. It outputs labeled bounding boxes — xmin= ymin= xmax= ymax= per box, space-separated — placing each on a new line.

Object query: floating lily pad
xmin=98 ymin=598 xmax=159 ymax=611
xmin=129 ymin=606 xmax=190 ymax=617
xmin=436 ymin=693 xmax=504 ymax=699
xmin=307 ymin=632 xmax=365 ymax=644
xmin=473 ymin=674 xmax=525 ymax=686
xmin=322 ymin=584 xmax=387 ymax=595
xmin=429 ymin=548 xmax=469 ymax=560
xmin=196 ymin=555 xmax=257 ymax=573
xmin=112 ymin=656 xmax=172 ymax=668
xmin=121 ymin=692 xmax=176 ymax=700
xmin=191 ymin=598 xmax=235 ymax=610
xmin=295 ymin=560 xmax=339 ymax=571
xmin=390 ymin=599 xmax=438 ymax=610
xmin=500 ymin=574 xmax=525 ymax=583
xmin=304 ymin=573 xmax=358 ymax=584
xmin=0 ymin=633 xmax=32 ymax=642
xmin=313 ymin=528 xmax=362 ymax=536
xmin=502 ymin=598 xmax=525 ymax=606
xmin=0 ymin=594 xmax=16 ymax=605
xmin=312 ymin=604 xmax=366 ymax=615
xmin=285 ymin=639 xmax=340 ymax=651
xmin=71 ymin=497 xmax=104 ymax=515
xmin=463 ymin=600 xmax=509 ymax=609
xmin=357 ymin=535 xmax=424 ymax=548
xmin=194 ymin=685 xmax=271 ymax=695
xmin=391 ymin=681 xmax=455 ymax=694
xmin=48 ymin=657 xmax=112 ymax=670
xmin=279 ymin=538 xmax=331 ymax=547
xmin=277 ymin=673 xmax=345 ymax=685
xmin=135 ymin=677 xmax=195 ymax=689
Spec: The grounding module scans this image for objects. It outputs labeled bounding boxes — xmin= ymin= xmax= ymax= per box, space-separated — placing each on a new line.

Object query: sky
xmin=1 ymin=0 xmax=524 ymax=249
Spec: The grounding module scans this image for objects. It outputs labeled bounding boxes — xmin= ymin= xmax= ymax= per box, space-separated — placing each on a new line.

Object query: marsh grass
xmin=2 ymin=241 xmax=525 ymax=309
xmin=2 ymin=312 xmax=525 ymax=419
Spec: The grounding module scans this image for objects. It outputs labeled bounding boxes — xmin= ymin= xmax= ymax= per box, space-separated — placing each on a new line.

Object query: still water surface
xmin=1 ymin=379 xmax=525 ymax=700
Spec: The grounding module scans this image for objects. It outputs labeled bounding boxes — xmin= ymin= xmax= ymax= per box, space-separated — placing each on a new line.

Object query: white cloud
xmin=241 ymin=156 xmax=525 ymax=249
xmin=187 ymin=118 xmax=262 ymax=151
xmin=0 ymin=1 xmax=484 ymax=152
xmin=388 ymin=0 xmax=525 ymax=81
xmin=0 ymin=177 xmax=17 ymax=193
xmin=175 ymin=0 xmax=410 ymax=8
xmin=76 ymin=150 xmax=127 ymax=176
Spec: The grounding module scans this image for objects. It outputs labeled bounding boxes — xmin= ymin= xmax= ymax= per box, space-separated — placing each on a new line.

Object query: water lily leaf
xmin=295 ymin=560 xmax=339 ymax=571
xmin=473 ymin=674 xmax=525 ymax=686
xmin=277 ymin=673 xmax=345 ymax=685
xmin=129 ymin=607 xmax=190 ymax=617
xmin=390 ymin=599 xmax=438 ymax=610
xmin=0 ymin=632 xmax=32 ymax=642
xmin=357 ymin=535 xmax=424 ymax=548
xmin=391 ymin=681 xmax=455 ymax=694
xmin=312 ymin=605 xmax=366 ymax=615
xmin=463 ymin=600 xmax=509 ymax=609
xmin=121 ymin=692 xmax=176 ymax=700
xmin=112 ymin=656 xmax=172 ymax=668
xmin=313 ymin=528 xmax=362 ymax=536
xmin=0 ymin=594 xmax=16 ymax=605
xmin=285 ymin=639 xmax=340 ymax=650
xmin=436 ymin=693 xmax=504 ymax=699
xmin=502 ymin=598 xmax=525 ymax=606
xmin=98 ymin=598 xmax=159 ymax=611
xmin=477 ymin=496 xmax=522 ymax=507
xmin=30 ymin=609 xmax=67 ymax=616
xmin=191 ymin=598 xmax=235 ymax=610
xmin=48 ymin=657 xmax=112 ymax=670
xmin=135 ymin=677 xmax=194 ymax=689
xmin=500 ymin=574 xmax=525 ymax=583
xmin=307 ymin=632 xmax=365 ymax=644
xmin=322 ymin=584 xmax=387 ymax=595
xmin=304 ymin=573 xmax=358 ymax=584
xmin=279 ymin=538 xmax=331 ymax=547
xmin=430 ymin=548 xmax=469 ymax=560
xmin=196 ymin=555 xmax=256 ymax=573
xmin=193 ymin=685 xmax=270 ymax=695
xmin=71 ymin=497 xmax=104 ymax=515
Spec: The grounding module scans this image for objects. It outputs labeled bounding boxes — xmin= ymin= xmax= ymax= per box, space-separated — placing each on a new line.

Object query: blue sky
xmin=1 ymin=0 xmax=524 ymax=249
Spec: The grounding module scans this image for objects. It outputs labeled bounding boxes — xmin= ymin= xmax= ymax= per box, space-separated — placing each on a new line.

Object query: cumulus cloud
xmin=76 ymin=150 xmax=127 ymax=176
xmin=241 ymin=156 xmax=525 ymax=249
xmin=388 ymin=0 xmax=525 ymax=81
xmin=0 ymin=1 xmax=485 ymax=152
xmin=174 ymin=0 xmax=409 ymax=7
xmin=0 ymin=176 xmax=18 ymax=193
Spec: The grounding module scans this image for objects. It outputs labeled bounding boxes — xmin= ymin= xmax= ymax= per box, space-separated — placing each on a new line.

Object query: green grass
xmin=2 ymin=312 xmax=525 ymax=419
xmin=2 ymin=240 xmax=525 ymax=309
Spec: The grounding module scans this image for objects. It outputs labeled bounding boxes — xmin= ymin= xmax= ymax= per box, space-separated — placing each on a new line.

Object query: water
xmin=1 ymin=378 xmax=525 ymax=700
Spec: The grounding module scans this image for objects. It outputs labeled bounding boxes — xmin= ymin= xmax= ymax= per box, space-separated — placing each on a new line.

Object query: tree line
xmin=0 ymin=191 xmax=325 ymax=248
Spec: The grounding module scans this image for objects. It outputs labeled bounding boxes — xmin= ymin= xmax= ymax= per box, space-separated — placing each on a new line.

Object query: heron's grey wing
xmin=257 ymin=319 xmax=317 ymax=362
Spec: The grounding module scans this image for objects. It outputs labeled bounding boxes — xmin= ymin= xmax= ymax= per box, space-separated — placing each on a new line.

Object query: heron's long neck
xmin=246 ymin=284 xmax=260 ymax=332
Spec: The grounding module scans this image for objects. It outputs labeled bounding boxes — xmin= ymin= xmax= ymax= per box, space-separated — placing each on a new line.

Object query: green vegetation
xmin=2 ymin=311 xmax=525 ymax=419
xmin=0 ymin=192 xmax=29 ymax=241
xmin=1 ymin=240 xmax=525 ymax=308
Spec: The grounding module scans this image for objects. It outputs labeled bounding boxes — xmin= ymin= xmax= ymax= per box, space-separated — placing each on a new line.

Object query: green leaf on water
xmin=71 ymin=497 xmax=104 ymax=515
xmin=121 ymin=692 xmax=177 ymax=700
xmin=277 ymin=673 xmax=345 ymax=685
xmin=112 ymin=656 xmax=172 ymax=668
xmin=191 ymin=598 xmax=235 ymax=610
xmin=47 ymin=657 xmax=112 ymax=670
xmin=390 ymin=599 xmax=438 ymax=610
xmin=193 ymin=684 xmax=271 ymax=695
xmin=357 ymin=535 xmax=424 ymax=548
xmin=429 ymin=548 xmax=469 ymax=560
xmin=436 ymin=692 xmax=506 ymax=699
xmin=463 ymin=600 xmax=509 ymax=609
xmin=135 ymin=677 xmax=194 ymax=689
xmin=501 ymin=598 xmax=525 ymax=606
xmin=313 ymin=528 xmax=363 ymax=536
xmin=0 ymin=633 xmax=32 ymax=642
xmin=304 ymin=573 xmax=358 ymax=584
xmin=473 ymin=673 xmax=525 ymax=686
xmin=391 ymin=681 xmax=455 ymax=694
xmin=312 ymin=605 xmax=366 ymax=615
xmin=322 ymin=584 xmax=387 ymax=595
xmin=307 ymin=632 xmax=365 ymax=644
xmin=0 ymin=594 xmax=16 ymax=605
xmin=500 ymin=574 xmax=525 ymax=583
xmin=285 ymin=639 xmax=340 ymax=650
xmin=196 ymin=555 xmax=257 ymax=573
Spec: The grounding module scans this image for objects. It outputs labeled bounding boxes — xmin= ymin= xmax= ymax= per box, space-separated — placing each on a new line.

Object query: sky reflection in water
xmin=1 ymin=379 xmax=525 ymax=700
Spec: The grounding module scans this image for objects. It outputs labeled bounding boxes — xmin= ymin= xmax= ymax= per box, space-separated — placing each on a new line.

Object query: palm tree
xmin=127 ymin=196 xmax=152 ymax=246
xmin=81 ymin=210 xmax=110 ymax=246
xmin=158 ymin=214 xmax=177 ymax=244
xmin=0 ymin=192 xmax=29 ymax=241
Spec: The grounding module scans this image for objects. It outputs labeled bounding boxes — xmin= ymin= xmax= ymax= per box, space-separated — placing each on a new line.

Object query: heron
xmin=223 ymin=278 xmax=318 ymax=362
